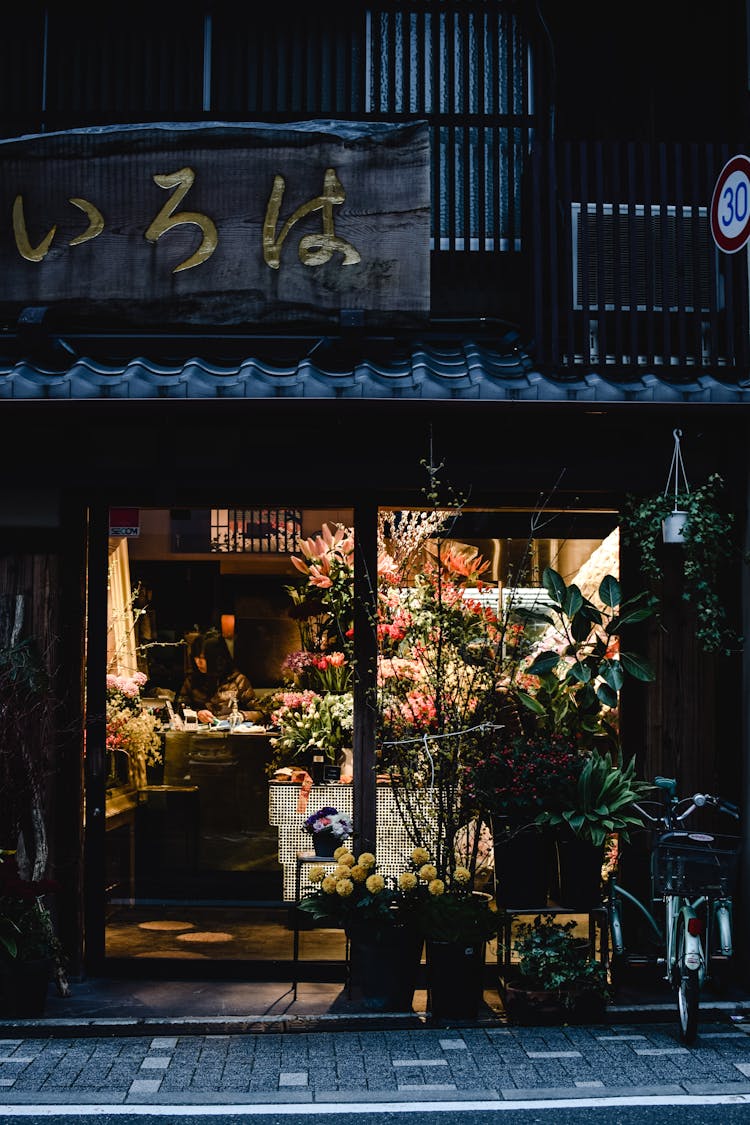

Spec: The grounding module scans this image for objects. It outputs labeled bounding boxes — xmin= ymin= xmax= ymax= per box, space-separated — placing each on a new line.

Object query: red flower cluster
xmin=464 ymin=734 xmax=584 ymax=823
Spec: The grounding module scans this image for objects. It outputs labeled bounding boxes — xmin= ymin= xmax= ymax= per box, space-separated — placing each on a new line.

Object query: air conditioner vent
xmin=571 ymin=203 xmax=721 ymax=313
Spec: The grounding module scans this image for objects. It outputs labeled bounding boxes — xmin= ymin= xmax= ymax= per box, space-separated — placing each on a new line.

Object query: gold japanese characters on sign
xmin=0 ymin=121 xmax=429 ymax=326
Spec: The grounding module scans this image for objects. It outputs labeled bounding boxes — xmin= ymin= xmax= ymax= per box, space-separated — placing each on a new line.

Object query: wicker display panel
xmin=268 ymin=783 xmax=438 ymax=900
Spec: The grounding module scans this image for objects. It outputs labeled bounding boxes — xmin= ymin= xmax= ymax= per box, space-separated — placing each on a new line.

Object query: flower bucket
xmin=426 ymin=939 xmax=486 ymax=1020
xmin=554 ymin=836 xmax=604 ymax=910
xmin=494 ymin=827 xmax=551 ymax=908
xmin=0 ymin=958 xmax=51 ymax=1018
xmin=662 ymin=509 xmax=689 ymax=544
xmin=348 ymin=922 xmax=423 ymax=1012
xmin=313 ymin=830 xmax=337 ymax=857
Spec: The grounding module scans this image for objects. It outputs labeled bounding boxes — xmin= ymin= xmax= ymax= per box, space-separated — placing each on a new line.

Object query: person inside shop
xmin=176 ymin=630 xmax=265 ymax=726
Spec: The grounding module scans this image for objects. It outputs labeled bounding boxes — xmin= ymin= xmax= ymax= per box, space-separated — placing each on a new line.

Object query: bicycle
xmin=606 ymin=775 xmax=740 ymax=1044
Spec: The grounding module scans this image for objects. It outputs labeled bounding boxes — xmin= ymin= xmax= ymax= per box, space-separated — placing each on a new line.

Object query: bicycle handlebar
xmin=632 ymin=788 xmax=740 ymax=829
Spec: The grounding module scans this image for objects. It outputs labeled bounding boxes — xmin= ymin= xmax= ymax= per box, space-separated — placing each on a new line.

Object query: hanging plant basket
xmin=620 ymin=428 xmax=741 ymax=655
xmin=661 ymin=428 xmax=690 ymax=545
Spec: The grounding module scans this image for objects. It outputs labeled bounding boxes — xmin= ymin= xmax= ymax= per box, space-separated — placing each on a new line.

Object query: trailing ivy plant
xmin=620 ymin=473 xmax=740 ymax=656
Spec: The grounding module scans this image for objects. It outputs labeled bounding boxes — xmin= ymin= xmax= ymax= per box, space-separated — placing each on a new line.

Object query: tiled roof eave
xmin=0 ymin=345 xmax=748 ymax=405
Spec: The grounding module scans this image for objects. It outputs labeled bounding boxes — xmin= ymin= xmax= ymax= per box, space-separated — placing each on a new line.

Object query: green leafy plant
xmin=512 ymin=568 xmax=657 ymax=752
xmin=620 ymin=473 xmax=740 ymax=655
xmin=512 ymin=913 xmax=610 ymax=998
xmin=535 ymin=748 xmax=652 ymax=846
xmin=0 ymin=851 xmax=64 ymax=965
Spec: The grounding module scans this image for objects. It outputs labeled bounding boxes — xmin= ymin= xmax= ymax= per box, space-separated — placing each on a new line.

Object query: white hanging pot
xmin=661 ymin=431 xmax=690 ymax=544
xmin=662 ymin=509 xmax=689 ymax=544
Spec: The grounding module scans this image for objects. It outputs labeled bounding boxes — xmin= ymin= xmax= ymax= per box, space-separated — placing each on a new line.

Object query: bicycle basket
xmin=652 ymin=832 xmax=741 ymax=898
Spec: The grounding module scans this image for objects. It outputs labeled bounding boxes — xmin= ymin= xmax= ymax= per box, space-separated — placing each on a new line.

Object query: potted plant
xmin=510 ymin=567 xmax=657 ymax=753
xmin=463 ymin=732 xmax=585 ymax=907
xmin=503 ymin=913 xmax=611 ymax=1025
xmin=396 ymin=847 xmax=499 ymax=1020
xmin=621 ymin=466 xmax=739 ymax=655
xmin=0 ymin=850 xmax=65 ymax=1018
xmin=298 ymin=848 xmax=423 ymax=1011
xmin=302 ymin=805 xmax=353 ymax=857
xmin=535 ymin=749 xmax=652 ymax=909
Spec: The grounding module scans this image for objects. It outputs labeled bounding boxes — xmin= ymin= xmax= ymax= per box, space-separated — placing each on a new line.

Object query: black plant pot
xmin=426 ymin=939 xmax=486 ymax=1020
xmin=348 ymin=923 xmax=423 ymax=1012
xmin=555 ymin=836 xmax=604 ymax=910
xmin=0 ymin=958 xmax=51 ymax=1018
xmin=494 ymin=826 xmax=551 ymax=907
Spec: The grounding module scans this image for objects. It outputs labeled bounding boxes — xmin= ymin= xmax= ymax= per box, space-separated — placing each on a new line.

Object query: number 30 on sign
xmin=710 ymin=154 xmax=750 ymax=254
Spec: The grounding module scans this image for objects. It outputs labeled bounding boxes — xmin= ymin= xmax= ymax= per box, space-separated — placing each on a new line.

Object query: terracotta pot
xmin=503 ymin=980 xmax=607 ymax=1026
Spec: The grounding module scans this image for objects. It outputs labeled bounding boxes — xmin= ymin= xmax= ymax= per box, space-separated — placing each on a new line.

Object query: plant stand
xmin=496 ymin=906 xmax=609 ymax=1023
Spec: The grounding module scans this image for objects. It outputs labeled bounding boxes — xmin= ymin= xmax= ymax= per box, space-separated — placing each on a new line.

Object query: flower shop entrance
xmin=96 ymin=501 xmax=622 ymax=972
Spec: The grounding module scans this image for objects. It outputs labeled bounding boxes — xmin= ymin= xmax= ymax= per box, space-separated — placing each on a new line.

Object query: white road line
xmin=2 ymin=1094 xmax=750 ymax=1115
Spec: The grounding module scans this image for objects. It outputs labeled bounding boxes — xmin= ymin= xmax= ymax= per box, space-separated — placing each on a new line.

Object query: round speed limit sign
xmin=710 ymin=154 xmax=750 ymax=253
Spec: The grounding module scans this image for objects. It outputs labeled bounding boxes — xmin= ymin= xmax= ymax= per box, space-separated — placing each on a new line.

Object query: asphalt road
xmin=2 ymin=1098 xmax=750 ymax=1124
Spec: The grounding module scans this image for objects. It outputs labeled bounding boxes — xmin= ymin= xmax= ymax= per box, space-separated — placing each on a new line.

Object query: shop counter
xmin=163 ymin=727 xmax=273 ymax=831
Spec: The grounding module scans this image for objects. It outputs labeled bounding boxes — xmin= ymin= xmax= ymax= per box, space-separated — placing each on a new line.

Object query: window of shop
xmin=101 ymin=505 xmax=618 ymax=968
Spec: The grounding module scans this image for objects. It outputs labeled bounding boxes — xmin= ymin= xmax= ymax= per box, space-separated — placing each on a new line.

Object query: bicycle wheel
xmin=676 ymin=916 xmax=699 ymax=1044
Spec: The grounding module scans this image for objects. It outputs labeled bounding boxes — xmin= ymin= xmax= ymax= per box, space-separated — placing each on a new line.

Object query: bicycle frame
xmin=607 ymin=778 xmax=739 ymax=1043
xmin=609 ymin=878 xmax=733 ymax=983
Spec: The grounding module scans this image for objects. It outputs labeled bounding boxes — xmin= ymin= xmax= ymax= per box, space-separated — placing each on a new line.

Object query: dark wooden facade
xmin=0 ymin=2 xmax=749 ymax=979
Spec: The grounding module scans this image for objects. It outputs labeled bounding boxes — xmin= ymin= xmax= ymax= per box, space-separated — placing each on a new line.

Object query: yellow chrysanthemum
xmin=453 ymin=866 xmax=471 ymax=884
xmin=333 ymin=846 xmax=348 ymax=861
xmin=349 ymin=864 xmax=368 ymax=883
xmin=336 ymin=851 xmax=355 ymax=868
xmin=321 ymin=875 xmax=338 ymax=894
xmin=357 ymin=852 xmax=376 ymax=870
xmin=398 ymin=871 xmax=417 ymax=891
xmin=411 ymin=847 xmax=430 ymax=866
xmin=428 ymin=878 xmax=445 ymax=897
xmin=308 ymin=865 xmax=326 ymax=884
xmin=419 ymin=863 xmax=437 ymax=882
xmin=335 ymin=878 xmax=354 ymax=898
xmin=365 ymin=873 xmax=385 ymax=894
xmin=333 ymin=864 xmax=351 ymax=880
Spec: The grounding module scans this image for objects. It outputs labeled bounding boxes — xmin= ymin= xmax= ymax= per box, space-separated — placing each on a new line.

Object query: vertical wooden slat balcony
xmin=530 ymin=138 xmax=750 ymax=380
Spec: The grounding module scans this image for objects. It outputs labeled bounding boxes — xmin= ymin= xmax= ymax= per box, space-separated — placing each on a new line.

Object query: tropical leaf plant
xmin=512 ymin=567 xmax=657 ymax=753
xmin=535 ymin=749 xmax=653 ymax=846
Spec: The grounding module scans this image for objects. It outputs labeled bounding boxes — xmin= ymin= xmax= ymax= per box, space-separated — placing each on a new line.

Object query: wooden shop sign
xmin=0 ymin=120 xmax=430 ymax=328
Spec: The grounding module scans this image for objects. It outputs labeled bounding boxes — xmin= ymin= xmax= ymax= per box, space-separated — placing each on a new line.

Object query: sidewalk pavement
xmin=3 ymin=1011 xmax=750 ymax=1105
xmin=2 ymin=976 xmax=750 ymax=1105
